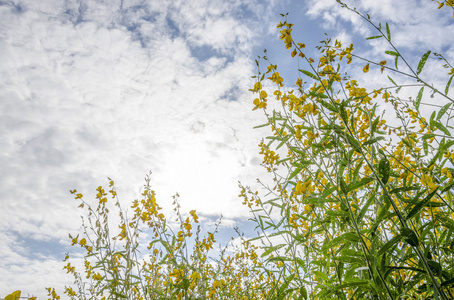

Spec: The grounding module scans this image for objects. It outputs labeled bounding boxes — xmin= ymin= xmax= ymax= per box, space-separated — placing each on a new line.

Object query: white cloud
xmin=305 ymin=0 xmax=454 ymax=52
xmin=0 ymin=0 xmax=285 ymax=297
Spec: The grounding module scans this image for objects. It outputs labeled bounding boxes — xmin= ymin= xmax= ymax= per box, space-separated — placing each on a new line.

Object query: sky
xmin=0 ymin=0 xmax=453 ymax=298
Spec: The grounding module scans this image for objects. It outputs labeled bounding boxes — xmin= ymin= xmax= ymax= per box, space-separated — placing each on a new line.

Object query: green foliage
xmin=246 ymin=1 xmax=454 ymax=299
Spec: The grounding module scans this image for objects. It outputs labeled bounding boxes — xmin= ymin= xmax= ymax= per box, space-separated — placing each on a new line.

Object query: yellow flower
xmin=260 ymin=90 xmax=267 ymax=99
xmin=295 ymin=181 xmax=304 ymax=195
xmin=296 ymin=78 xmax=303 ymax=88
xmin=420 ymin=174 xmax=438 ymax=190
xmin=189 ymin=209 xmax=199 ymax=223
xmin=363 ymin=63 xmax=370 ymax=73
xmin=79 ymin=238 xmax=86 ymax=246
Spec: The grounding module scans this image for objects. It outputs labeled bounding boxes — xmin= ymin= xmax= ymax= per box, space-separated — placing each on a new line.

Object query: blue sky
xmin=0 ymin=0 xmax=453 ymax=298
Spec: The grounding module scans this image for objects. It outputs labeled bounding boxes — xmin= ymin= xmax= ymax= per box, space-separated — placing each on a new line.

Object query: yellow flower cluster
xmin=259 ymin=141 xmax=280 ymax=168
xmin=433 ymin=0 xmax=454 ymax=17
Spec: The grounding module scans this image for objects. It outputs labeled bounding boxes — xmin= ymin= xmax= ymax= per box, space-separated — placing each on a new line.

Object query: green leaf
xmin=357 ymin=193 xmax=375 ymax=223
xmin=415 ymin=87 xmax=424 ymax=111
xmin=276 ymin=157 xmax=291 ymax=164
xmin=378 ymin=157 xmax=390 ymax=184
xmin=386 ymin=22 xmax=391 ymax=41
xmin=299 ymin=69 xmax=319 ymax=80
xmin=385 ymin=50 xmax=400 ymax=68
xmin=390 ymin=185 xmax=420 ymax=194
xmin=253 ymin=122 xmax=270 ymax=129
xmin=313 ymin=271 xmax=329 ymax=281
xmin=437 ymin=103 xmax=452 ymax=120
xmin=309 ymin=91 xmax=328 ymax=99
xmin=430 ymin=110 xmax=437 ymax=131
xmin=347 ymin=177 xmax=374 ymax=192
xmin=276 ymin=139 xmax=286 ymax=150
xmin=277 ymin=273 xmax=296 ymax=299
xmin=317 ymin=99 xmax=338 ymax=112
xmin=300 ymin=286 xmax=308 ymax=300
xmin=378 ymin=234 xmax=402 ymax=256
xmin=427 ymin=260 xmax=442 ymax=277
xmin=441 ymin=277 xmax=454 ymax=287
xmin=367 ymin=35 xmax=383 ymax=40
xmin=335 ymin=281 xmax=369 ymax=290
xmin=406 ymin=187 xmax=439 ymax=220
xmin=388 ymin=76 xmax=397 ymax=86
xmin=339 ymin=178 xmax=348 ymax=194
xmin=344 ymin=232 xmax=360 ymax=242
xmin=363 ymin=136 xmax=385 ymax=146
xmin=400 ymin=227 xmax=419 ymax=246
xmin=385 ymin=50 xmax=399 ymax=57
xmin=333 ymin=256 xmax=363 ymax=264
xmin=442 ymin=181 xmax=454 ymax=193
xmin=290 ymin=146 xmax=307 ymax=156
xmin=110 ymin=291 xmax=127 ymax=298
xmin=446 ymin=75 xmax=453 ymax=95
xmin=416 ymin=50 xmax=431 ymax=75
xmin=345 ymin=134 xmax=362 ymax=152
xmin=261 ymin=244 xmax=286 ymax=258
xmin=434 ymin=120 xmax=451 ymax=136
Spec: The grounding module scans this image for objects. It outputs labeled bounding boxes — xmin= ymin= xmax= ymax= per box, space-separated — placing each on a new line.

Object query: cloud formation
xmin=0 ymin=0 xmax=285 ymax=296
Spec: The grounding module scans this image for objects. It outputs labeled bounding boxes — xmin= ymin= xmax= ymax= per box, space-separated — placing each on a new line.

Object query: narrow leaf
xmin=442 ymin=181 xmax=454 ymax=193
xmin=314 ymin=271 xmax=329 ymax=281
xmin=434 ymin=120 xmax=451 ymax=136
xmin=379 ymin=157 xmax=390 ymax=184
xmin=415 ymin=87 xmax=424 ymax=111
xmin=386 ymin=50 xmax=400 ymax=68
xmin=437 ymin=103 xmax=452 ymax=120
xmin=317 ymin=99 xmax=338 ymax=112
xmin=363 ymin=136 xmax=385 ymax=146
xmin=416 ymin=50 xmax=431 ymax=75
xmin=288 ymin=166 xmax=303 ymax=180
xmin=430 ymin=110 xmax=437 ymax=130
xmin=277 ymin=273 xmax=296 ymax=298
xmin=253 ymin=122 xmax=270 ymax=129
xmin=299 ymin=69 xmax=319 ymax=80
xmin=378 ymin=234 xmax=402 ymax=255
xmin=406 ymin=187 xmax=439 ymax=220
xmin=367 ymin=35 xmax=383 ymax=40
xmin=386 ymin=23 xmax=391 ymax=41
xmin=446 ymin=75 xmax=453 ymax=95
xmin=441 ymin=277 xmax=454 ymax=287
xmin=357 ymin=194 xmax=375 ymax=223
xmin=388 ymin=75 xmax=398 ymax=86
xmin=261 ymin=244 xmax=286 ymax=258
xmin=335 ymin=281 xmax=369 ymax=290
xmin=347 ymin=177 xmax=374 ymax=192
xmin=385 ymin=50 xmax=399 ymax=57
xmin=400 ymin=227 xmax=419 ymax=246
